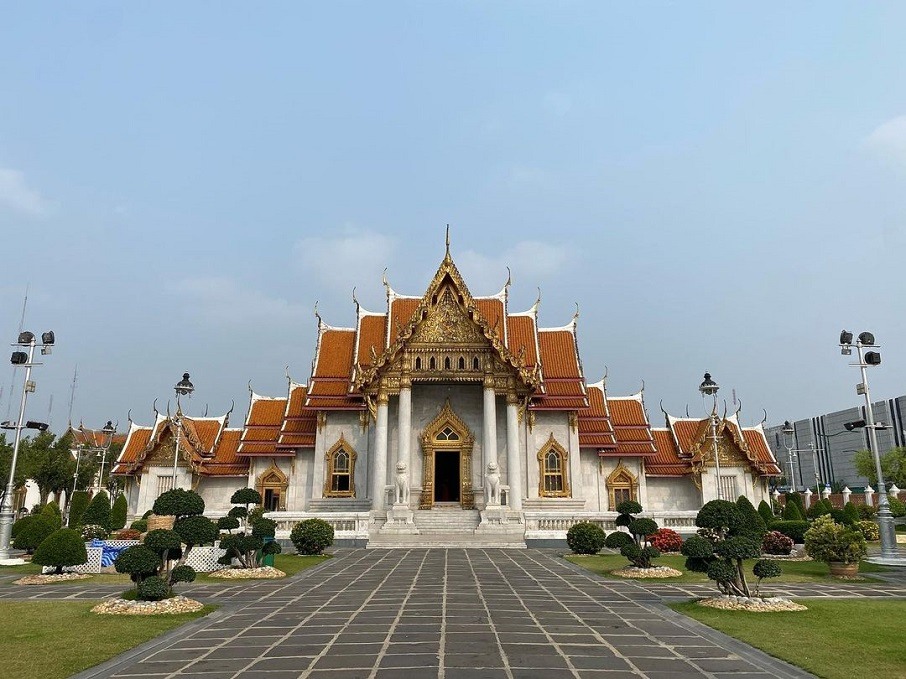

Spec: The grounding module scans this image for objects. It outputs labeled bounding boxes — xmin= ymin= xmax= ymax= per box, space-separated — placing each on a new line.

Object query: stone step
xmin=367 ymin=532 xmax=526 ymax=549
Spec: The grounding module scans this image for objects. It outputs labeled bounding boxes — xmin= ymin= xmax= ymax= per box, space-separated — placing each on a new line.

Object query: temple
xmin=113 ymin=242 xmax=781 ymax=544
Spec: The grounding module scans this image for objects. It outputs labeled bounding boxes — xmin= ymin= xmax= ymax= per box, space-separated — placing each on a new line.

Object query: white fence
xmin=523 ymin=511 xmax=699 ymax=540
xmin=49 ymin=541 xmax=227 ymax=574
xmin=264 ymin=511 xmax=372 ymax=541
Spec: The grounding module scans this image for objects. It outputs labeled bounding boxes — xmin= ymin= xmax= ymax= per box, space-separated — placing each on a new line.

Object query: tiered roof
xmin=67 ymin=423 xmax=128 ymax=449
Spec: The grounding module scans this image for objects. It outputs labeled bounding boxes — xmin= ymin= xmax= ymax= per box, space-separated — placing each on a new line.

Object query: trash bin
xmin=261 ymin=536 xmax=276 ymax=567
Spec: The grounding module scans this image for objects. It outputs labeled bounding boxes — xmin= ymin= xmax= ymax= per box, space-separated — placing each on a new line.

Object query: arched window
xmin=458 ymin=356 xmax=465 ymax=370
xmin=472 ymin=356 xmax=480 ymax=371
xmin=429 ymin=356 xmax=436 ymax=370
xmin=256 ymin=465 xmax=289 ymax=511
xmin=324 ymin=435 xmax=357 ymax=498
xmin=606 ymin=466 xmax=637 ymax=510
xmin=444 ymin=356 xmax=451 ymax=370
xmin=415 ymin=356 xmax=422 ymax=370
xmin=537 ymin=435 xmax=569 ymax=497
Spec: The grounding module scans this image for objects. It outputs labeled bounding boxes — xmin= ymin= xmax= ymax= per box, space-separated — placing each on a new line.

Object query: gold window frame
xmin=256 ymin=463 xmax=288 ymax=511
xmin=323 ymin=434 xmax=357 ymax=498
xmin=537 ymin=433 xmax=570 ymax=497
xmin=606 ymin=463 xmax=638 ymax=511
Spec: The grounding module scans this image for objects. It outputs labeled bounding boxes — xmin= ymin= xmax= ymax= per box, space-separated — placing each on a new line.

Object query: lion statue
xmin=394 ymin=461 xmax=409 ymax=505
xmin=486 ymin=460 xmax=501 ymax=506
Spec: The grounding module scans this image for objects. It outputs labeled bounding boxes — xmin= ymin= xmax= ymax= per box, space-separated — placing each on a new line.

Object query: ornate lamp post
xmin=781 ymin=420 xmax=797 ymax=491
xmin=169 ymin=373 xmax=194 ymax=493
xmin=838 ymin=330 xmax=899 ymax=560
xmin=0 ymin=330 xmax=55 ymax=561
xmin=699 ymin=372 xmax=722 ymax=501
xmin=95 ymin=420 xmax=117 ymax=495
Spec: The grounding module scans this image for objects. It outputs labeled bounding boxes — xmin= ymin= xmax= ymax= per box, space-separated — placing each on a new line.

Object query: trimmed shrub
xmin=804 ymin=515 xmax=867 ymax=565
xmin=787 ymin=492 xmax=807 ymax=519
xmin=857 ymin=504 xmax=877 ymax=520
xmin=757 ymin=500 xmax=774 ymax=526
xmin=217 ymin=516 xmax=240 ymax=532
xmin=137 ymin=575 xmax=169 ymax=601
xmin=752 ymin=559 xmax=782 ymax=595
xmin=12 ymin=515 xmax=56 ymax=553
xmin=291 ymin=518 xmax=334 ymax=555
xmin=32 ymin=528 xmax=88 ymax=574
xmin=152 ymin=488 xmax=205 ymax=519
xmin=855 ymin=520 xmax=880 ymax=542
xmin=40 ymin=502 xmax=63 ymax=529
xmin=115 ymin=545 xmax=160 ymax=583
xmin=170 ymin=564 xmax=196 ymax=584
xmin=130 ymin=519 xmax=148 ymax=532
xmin=566 ymin=522 xmax=606 ymax=555
xmin=782 ymin=500 xmax=803 ymax=521
xmin=889 ymin=497 xmax=906 ymax=518
xmin=174 ymin=515 xmax=218 ymax=548
xmin=647 ymin=528 xmax=683 ymax=552
xmin=80 ymin=524 xmax=108 ymax=540
xmin=735 ymin=496 xmax=767 ymax=540
xmin=762 ymin=531 xmax=794 ymax=555
xmin=628 ymin=518 xmax=658 ymax=542
xmin=144 ymin=529 xmax=182 ymax=560
xmin=620 ymin=543 xmax=660 ymax=569
xmin=771 ymin=520 xmax=809 ymax=544
xmin=230 ymin=487 xmax=262 ymax=505
xmin=228 ymin=506 xmax=248 ymax=520
xmin=110 ymin=494 xmax=128 ymax=531
xmin=615 ymin=500 xmax=643 ymax=515
xmin=604 ymin=531 xmax=634 ymax=549
xmin=251 ymin=517 xmax=278 ymax=539
xmin=68 ymin=491 xmax=90 ymax=527
xmin=696 ymin=500 xmax=742 ymax=533
xmin=81 ymin=492 xmax=111 ymax=531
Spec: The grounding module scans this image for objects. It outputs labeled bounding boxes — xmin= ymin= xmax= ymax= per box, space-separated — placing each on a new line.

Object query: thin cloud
xmin=294 ymin=226 xmax=396 ymax=291
xmin=0 ymin=167 xmax=48 ymax=217
xmin=173 ymin=276 xmax=307 ymax=327
xmin=456 ymin=241 xmax=575 ymax=295
xmin=864 ymin=115 xmax=906 ymax=164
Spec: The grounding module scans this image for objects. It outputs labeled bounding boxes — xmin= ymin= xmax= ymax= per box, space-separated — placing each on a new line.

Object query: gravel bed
xmin=91 ymin=596 xmax=204 ymax=615
xmin=14 ymin=573 xmax=93 ymax=585
xmin=206 ymin=566 xmax=286 ymax=579
xmin=698 ymin=595 xmax=807 ymax=612
xmin=611 ymin=566 xmax=684 ymax=578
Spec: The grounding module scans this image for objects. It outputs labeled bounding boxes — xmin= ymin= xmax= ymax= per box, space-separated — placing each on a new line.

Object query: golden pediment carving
xmin=411 ymin=287 xmax=487 ymax=345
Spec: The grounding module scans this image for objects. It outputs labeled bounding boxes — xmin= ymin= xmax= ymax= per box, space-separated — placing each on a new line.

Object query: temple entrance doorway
xmin=434 ymin=451 xmax=461 ymax=503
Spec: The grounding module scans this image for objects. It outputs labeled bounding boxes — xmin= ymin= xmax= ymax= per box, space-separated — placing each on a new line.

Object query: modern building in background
xmin=766 ymin=396 xmax=906 ymax=492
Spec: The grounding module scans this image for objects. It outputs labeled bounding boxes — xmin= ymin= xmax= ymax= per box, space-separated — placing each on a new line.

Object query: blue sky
xmin=2 ymin=2 xmax=905 ymax=433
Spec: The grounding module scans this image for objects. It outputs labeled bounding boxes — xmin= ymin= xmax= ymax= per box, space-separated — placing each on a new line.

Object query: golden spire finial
xmin=445 ymin=224 xmax=451 ymax=257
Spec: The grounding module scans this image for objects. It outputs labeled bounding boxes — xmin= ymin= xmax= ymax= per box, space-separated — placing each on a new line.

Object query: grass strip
xmin=671 ymin=599 xmax=906 ymax=679
xmin=0 ymin=600 xmax=213 ymax=679
xmin=565 ymin=553 xmax=886 ymax=583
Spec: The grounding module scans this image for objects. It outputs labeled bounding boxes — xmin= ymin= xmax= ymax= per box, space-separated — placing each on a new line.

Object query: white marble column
xmin=371 ymin=392 xmax=389 ymax=511
xmin=483 ymin=379 xmax=499 ymax=505
xmin=397 ymin=385 xmax=412 ymax=473
xmin=505 ymin=395 xmax=522 ymax=510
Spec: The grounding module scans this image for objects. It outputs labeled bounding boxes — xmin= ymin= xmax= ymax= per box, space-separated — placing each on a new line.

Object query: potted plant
xmin=803 ymin=515 xmax=867 ymax=576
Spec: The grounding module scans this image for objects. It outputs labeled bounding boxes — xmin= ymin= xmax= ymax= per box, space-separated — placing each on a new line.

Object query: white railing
xmin=264 ymin=511 xmax=371 ymax=540
xmin=523 ymin=511 xmax=699 ymax=540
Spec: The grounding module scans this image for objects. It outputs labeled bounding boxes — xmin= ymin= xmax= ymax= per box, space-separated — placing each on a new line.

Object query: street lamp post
xmin=0 ymin=330 xmax=55 ymax=561
xmin=95 ymin=421 xmax=116 ymax=495
xmin=781 ymin=421 xmax=797 ymax=491
xmin=839 ymin=330 xmax=899 ymax=560
xmin=699 ymin=372 xmax=722 ymax=501
xmin=169 ymin=373 xmax=194 ymax=494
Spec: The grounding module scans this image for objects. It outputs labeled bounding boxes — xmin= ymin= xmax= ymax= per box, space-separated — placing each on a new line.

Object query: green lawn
xmin=0 ymin=600 xmax=213 ymax=679
xmin=671 ymin=599 xmax=906 ymax=679
xmin=565 ymin=553 xmax=887 ymax=584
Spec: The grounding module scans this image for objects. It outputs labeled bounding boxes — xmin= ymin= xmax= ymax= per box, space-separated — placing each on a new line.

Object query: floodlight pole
xmin=699 ymin=373 xmax=721 ymax=501
xmin=782 ymin=422 xmax=797 ymax=492
xmin=95 ymin=422 xmax=116 ymax=496
xmin=854 ymin=339 xmax=898 ymax=559
xmin=169 ymin=373 xmax=193 ymax=494
xmin=0 ymin=338 xmax=37 ymax=561
xmin=68 ymin=443 xmax=85 ymax=522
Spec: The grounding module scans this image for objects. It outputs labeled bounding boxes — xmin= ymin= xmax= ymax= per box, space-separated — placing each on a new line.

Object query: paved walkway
xmin=6 ymin=549 xmax=842 ymax=679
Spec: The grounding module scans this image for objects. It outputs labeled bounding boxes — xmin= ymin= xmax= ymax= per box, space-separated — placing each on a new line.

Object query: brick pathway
xmin=30 ymin=549 xmax=835 ymax=679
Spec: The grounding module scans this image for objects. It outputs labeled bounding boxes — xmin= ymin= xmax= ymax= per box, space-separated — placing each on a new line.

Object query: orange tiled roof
xmin=506 ymin=315 xmax=538 ymax=369
xmin=608 ymin=395 xmax=658 ymax=456
xmin=238 ymin=394 xmax=290 ymax=456
xmin=111 ymin=422 xmax=153 ymax=475
xmin=69 ymin=426 xmax=128 ymax=449
xmin=278 ymin=384 xmax=317 ymax=449
xmin=197 ymin=429 xmax=248 ymax=476
xmin=389 ymin=298 xmax=420 ymax=339
xmin=475 ymin=298 xmax=505 ymax=339
xmin=743 ymin=427 xmax=783 ymax=476
xmin=648 ymin=429 xmax=692 ymax=476
xmin=356 ymin=314 xmax=388 ymax=367
xmin=307 ymin=327 xmax=362 ymax=409
xmin=534 ymin=328 xmax=587 ymax=409
xmin=577 ymin=383 xmax=617 ymax=449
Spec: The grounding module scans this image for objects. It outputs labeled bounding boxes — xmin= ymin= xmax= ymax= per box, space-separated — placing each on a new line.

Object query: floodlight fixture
xmin=25 ymin=421 xmax=48 ymax=431
xmin=16 ymin=331 xmax=34 ymax=345
xmin=858 ymin=331 xmax=876 ymax=346
xmin=0 ymin=421 xmax=15 ymax=430
xmin=175 ymin=372 xmax=194 ymax=397
xmin=10 ymin=352 xmax=27 ymax=365
xmin=844 ymin=419 xmax=866 ymax=431
xmin=865 ymin=351 xmax=881 ymax=366
xmin=41 ymin=331 xmax=54 ymax=345
xmin=839 ymin=330 xmax=853 ymax=345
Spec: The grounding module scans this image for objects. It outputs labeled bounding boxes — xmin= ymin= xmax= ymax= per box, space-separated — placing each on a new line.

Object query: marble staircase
xmin=367 ymin=506 xmax=526 ymax=548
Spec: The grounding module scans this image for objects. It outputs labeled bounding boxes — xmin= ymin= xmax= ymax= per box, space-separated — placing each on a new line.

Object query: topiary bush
xmin=888 ymin=497 xmax=906 ymax=518
xmin=761 ymin=530 xmax=794 ymax=555
xmin=110 ymin=494 xmax=128 ymax=531
xmin=782 ymin=500 xmax=803 ymax=521
xmin=770 ymin=520 xmax=809 ymax=544
xmin=620 ymin=542 xmax=661 ymax=569
xmin=647 ymin=528 xmax=683 ymax=553
xmin=152 ymin=488 xmax=205 ymax=519
xmin=80 ymin=524 xmax=108 ymax=540
xmin=217 ymin=516 xmax=240 ymax=532
xmin=786 ymin=492 xmax=807 ymax=519
xmin=217 ymin=489 xmax=280 ymax=569
xmin=855 ymin=520 xmax=880 ymax=542
xmin=757 ymin=500 xmax=775 ymax=526
xmin=291 ymin=518 xmax=334 ymax=555
xmin=12 ymin=515 xmax=56 ymax=554
xmin=137 ymin=576 xmax=170 ymax=601
xmin=40 ymin=502 xmax=63 ymax=530
xmin=604 ymin=531 xmax=634 ymax=550
xmin=129 ymin=519 xmax=148 ymax=532
xmin=680 ymin=499 xmax=778 ymax=597
xmin=857 ymin=503 xmax=877 ymax=520
xmin=32 ymin=528 xmax=88 ymax=574
xmin=566 ymin=522 xmax=607 ymax=554
xmin=115 ymin=545 xmax=160 ymax=584
xmin=68 ymin=491 xmax=90 ymax=527
xmin=735 ymin=496 xmax=767 ymax=540
xmin=81 ymin=492 xmax=112 ymax=531
xmin=752 ymin=559 xmax=782 ymax=595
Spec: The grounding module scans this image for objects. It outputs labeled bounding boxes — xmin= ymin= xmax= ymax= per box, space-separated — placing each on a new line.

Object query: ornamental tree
xmin=12 ymin=514 xmax=56 ymax=554
xmin=68 ymin=491 xmax=90 ymax=527
xmin=290 ymin=518 xmax=334 ymax=555
xmin=81 ymin=491 xmax=111 ymax=531
xmin=680 ymin=499 xmax=778 ymax=598
xmin=218 ymin=489 xmax=281 ymax=568
xmin=32 ymin=528 xmax=88 ymax=574
xmin=757 ymin=500 xmax=774 ymax=526
xmin=615 ymin=500 xmax=661 ymax=569
xmin=566 ymin=522 xmax=606 ymax=554
xmin=110 ymin=494 xmax=128 ymax=531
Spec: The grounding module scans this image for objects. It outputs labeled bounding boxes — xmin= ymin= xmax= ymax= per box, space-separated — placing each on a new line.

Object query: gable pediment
xmin=410 ymin=285 xmax=489 ymax=346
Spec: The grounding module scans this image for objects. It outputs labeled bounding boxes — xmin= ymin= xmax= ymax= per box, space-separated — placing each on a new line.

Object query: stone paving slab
xmin=47 ymin=548 xmax=827 ymax=679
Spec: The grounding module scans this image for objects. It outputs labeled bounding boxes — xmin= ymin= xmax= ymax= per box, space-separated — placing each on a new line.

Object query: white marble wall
xmin=523 ymin=410 xmax=576 ymax=501
xmin=316 ymin=413 xmax=371 ymax=504
xmin=645 ymin=477 xmax=701 ymax=511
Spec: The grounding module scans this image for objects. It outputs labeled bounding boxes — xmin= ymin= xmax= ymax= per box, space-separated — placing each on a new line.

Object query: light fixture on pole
xmin=839 ymin=329 xmax=899 ymax=560
xmin=781 ymin=420 xmax=797 ymax=492
xmin=168 ymin=373 xmax=194 ymax=494
xmin=95 ymin=421 xmax=117 ymax=495
xmin=699 ymin=372 xmax=722 ymax=501
xmin=0 ymin=330 xmax=55 ymax=561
